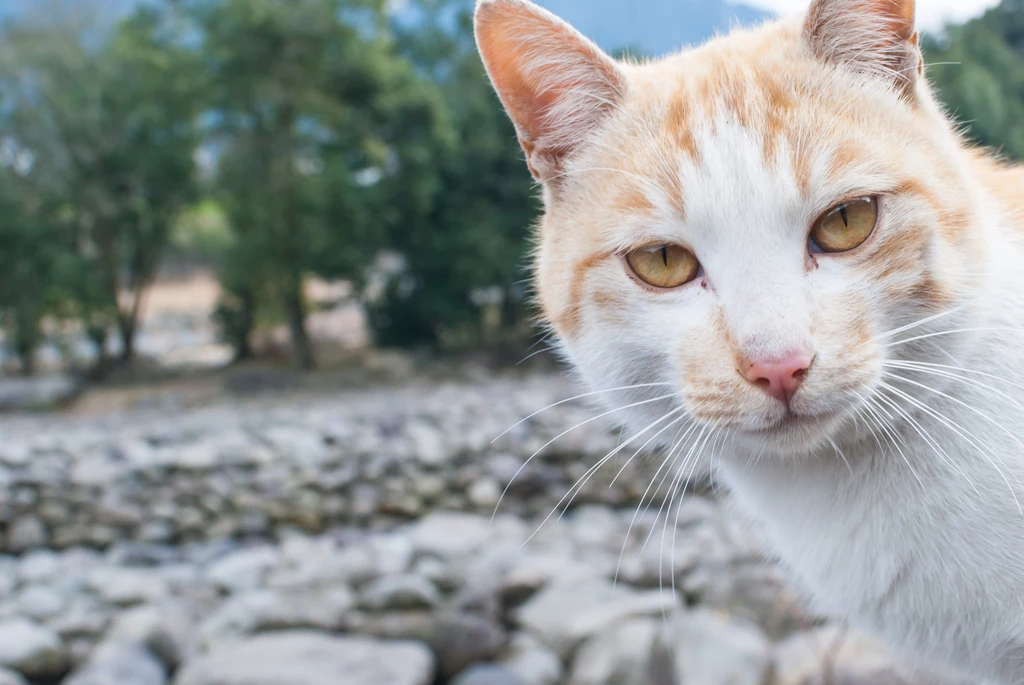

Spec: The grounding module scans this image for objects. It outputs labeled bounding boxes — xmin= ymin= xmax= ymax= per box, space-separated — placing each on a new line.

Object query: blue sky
xmin=750 ymin=0 xmax=1000 ymax=30
xmin=0 ymin=0 xmax=1002 ymax=33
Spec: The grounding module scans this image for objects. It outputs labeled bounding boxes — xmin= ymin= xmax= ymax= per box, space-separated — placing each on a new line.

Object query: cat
xmin=475 ymin=0 xmax=1024 ymax=681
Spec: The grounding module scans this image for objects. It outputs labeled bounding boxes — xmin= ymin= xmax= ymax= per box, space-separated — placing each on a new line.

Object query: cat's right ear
xmin=803 ymin=0 xmax=921 ymax=96
xmin=474 ymin=0 xmax=626 ymax=183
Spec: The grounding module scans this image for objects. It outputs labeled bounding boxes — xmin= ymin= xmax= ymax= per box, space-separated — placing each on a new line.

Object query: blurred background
xmin=0 ymin=0 xmax=1016 ymax=684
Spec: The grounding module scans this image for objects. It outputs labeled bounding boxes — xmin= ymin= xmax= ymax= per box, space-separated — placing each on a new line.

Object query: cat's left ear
xmin=804 ymin=0 xmax=921 ymax=96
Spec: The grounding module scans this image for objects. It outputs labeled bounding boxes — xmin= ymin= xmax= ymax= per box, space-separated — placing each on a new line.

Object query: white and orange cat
xmin=476 ymin=0 xmax=1024 ymax=681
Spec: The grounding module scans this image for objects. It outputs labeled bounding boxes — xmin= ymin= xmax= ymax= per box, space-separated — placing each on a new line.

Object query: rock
xmin=569 ymin=618 xmax=658 ymax=685
xmin=89 ymin=569 xmax=169 ymax=606
xmin=452 ymin=664 xmax=528 ymax=685
xmin=358 ymin=574 xmax=441 ymax=612
xmin=15 ymin=586 xmax=65 ymax=620
xmin=344 ymin=610 xmax=505 ymax=681
xmin=406 ymin=421 xmax=447 ymax=465
xmin=6 ymin=516 xmax=49 ymax=553
xmin=408 ymin=512 xmax=492 ymax=560
xmin=0 ymin=668 xmax=27 ymax=685
xmin=0 ymin=618 xmax=68 ymax=679
xmin=501 ymin=554 xmax=605 ymax=607
xmin=174 ymin=632 xmax=434 ymax=685
xmin=63 ymin=642 xmax=165 ymax=685
xmin=200 ymin=589 xmax=353 ymax=645
xmin=0 ymin=376 xmax=80 ymax=412
xmin=205 ymin=547 xmax=279 ymax=594
xmin=515 ymin=581 xmax=678 ymax=658
xmin=468 ymin=478 xmax=502 ymax=509
xmin=432 ymin=612 xmax=508 ymax=679
xmin=499 ymin=634 xmax=563 ymax=685
xmin=647 ymin=610 xmax=772 ymax=685
xmin=50 ymin=600 xmax=111 ymax=640
xmin=774 ymin=626 xmax=919 ymax=685
xmin=108 ymin=603 xmax=195 ymax=670
xmin=18 ymin=550 xmax=59 ymax=583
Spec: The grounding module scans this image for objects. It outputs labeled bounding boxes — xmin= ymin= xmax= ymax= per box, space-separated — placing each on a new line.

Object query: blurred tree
xmin=925 ymin=0 xmax=1024 ymax=160
xmin=191 ymin=0 xmax=451 ymax=367
xmin=0 ymin=1 xmax=206 ymax=367
xmin=372 ymin=0 xmax=537 ymax=348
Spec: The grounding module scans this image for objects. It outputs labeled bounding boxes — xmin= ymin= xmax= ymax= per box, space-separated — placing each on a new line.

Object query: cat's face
xmin=477 ymin=0 xmax=988 ymax=456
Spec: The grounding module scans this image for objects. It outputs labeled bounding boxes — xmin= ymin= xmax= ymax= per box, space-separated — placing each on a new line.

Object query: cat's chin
xmin=734 ymin=411 xmax=844 ymax=456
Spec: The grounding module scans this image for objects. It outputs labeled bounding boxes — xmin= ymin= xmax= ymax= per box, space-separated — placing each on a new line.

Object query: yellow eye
xmin=625 ymin=244 xmax=700 ymax=289
xmin=810 ymin=196 xmax=879 ymax=253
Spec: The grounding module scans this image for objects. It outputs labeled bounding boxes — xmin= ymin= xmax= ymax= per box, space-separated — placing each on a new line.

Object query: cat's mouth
xmin=745 ymin=410 xmax=837 ymax=440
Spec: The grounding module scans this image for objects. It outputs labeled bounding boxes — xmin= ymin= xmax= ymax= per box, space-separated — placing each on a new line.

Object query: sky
xmin=747 ymin=0 xmax=1002 ymax=31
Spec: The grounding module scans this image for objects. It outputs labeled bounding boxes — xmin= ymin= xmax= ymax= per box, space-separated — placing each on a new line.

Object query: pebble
xmin=515 ymin=581 xmax=679 ymax=659
xmin=0 ymin=618 xmax=68 ymax=679
xmin=174 ymin=632 xmax=435 ymax=685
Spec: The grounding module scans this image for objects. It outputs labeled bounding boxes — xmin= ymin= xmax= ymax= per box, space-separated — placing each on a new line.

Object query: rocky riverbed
xmin=0 ymin=373 xmax=964 ymax=684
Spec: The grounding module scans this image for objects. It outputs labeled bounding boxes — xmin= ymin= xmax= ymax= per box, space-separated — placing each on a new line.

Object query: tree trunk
xmin=284 ymin=274 xmax=314 ymax=370
xmin=233 ymin=289 xmax=255 ymax=362
xmin=117 ymin=314 xmax=136 ymax=364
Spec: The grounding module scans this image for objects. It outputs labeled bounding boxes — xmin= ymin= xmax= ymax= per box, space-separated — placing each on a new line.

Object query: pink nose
xmin=744 ymin=352 xmax=813 ymax=403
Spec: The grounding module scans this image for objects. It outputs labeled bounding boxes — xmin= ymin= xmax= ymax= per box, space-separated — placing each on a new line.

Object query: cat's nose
xmin=743 ymin=352 xmax=813 ymax=403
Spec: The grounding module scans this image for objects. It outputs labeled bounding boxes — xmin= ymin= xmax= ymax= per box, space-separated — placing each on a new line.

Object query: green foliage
xmin=189 ymin=0 xmax=454 ymax=366
xmin=6 ymin=0 xmax=1024 ymax=374
xmin=0 ymin=0 xmax=205 ymax=367
xmin=369 ymin=1 xmax=537 ymax=348
xmin=926 ymin=0 xmax=1024 ymax=159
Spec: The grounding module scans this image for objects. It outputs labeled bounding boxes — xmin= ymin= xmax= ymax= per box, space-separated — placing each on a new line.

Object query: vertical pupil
xmin=838 ymin=205 xmax=849 ymax=227
xmin=660 ymin=246 xmax=668 ymax=266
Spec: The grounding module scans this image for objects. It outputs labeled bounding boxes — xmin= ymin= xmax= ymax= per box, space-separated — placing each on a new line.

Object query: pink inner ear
xmin=475 ymin=0 xmax=624 ymax=178
xmin=804 ymin=0 xmax=918 ymax=82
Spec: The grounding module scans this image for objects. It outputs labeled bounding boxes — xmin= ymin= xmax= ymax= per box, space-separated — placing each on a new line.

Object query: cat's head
xmin=475 ymin=0 xmax=990 ymax=456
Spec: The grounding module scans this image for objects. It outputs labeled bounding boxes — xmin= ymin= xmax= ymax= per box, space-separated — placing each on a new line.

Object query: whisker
xmin=492 ymin=383 xmax=674 ymax=444
xmin=885 ymin=327 xmax=1024 ymax=349
xmin=874 ymin=299 xmax=978 ymax=341
xmin=613 ymin=418 xmax=697 ymax=587
xmin=519 ymin=406 xmax=690 ymax=548
xmin=871 ymin=388 xmax=980 ymax=497
xmin=490 ymin=392 xmax=678 ymax=525
xmin=879 ymin=377 xmax=1023 ymax=514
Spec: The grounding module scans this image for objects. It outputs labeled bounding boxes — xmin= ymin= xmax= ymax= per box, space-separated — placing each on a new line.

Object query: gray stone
xmin=0 ymin=668 xmax=27 ymax=685
xmin=49 ymin=600 xmax=110 ymax=640
xmin=358 ymin=574 xmax=441 ymax=612
xmin=515 ymin=580 xmax=678 ymax=658
xmin=468 ymin=478 xmax=501 ymax=509
xmin=0 ymin=376 xmax=80 ymax=412
xmin=174 ymin=632 xmax=434 ymax=685
xmin=648 ymin=610 xmax=772 ymax=685
xmin=406 ymin=421 xmax=448 ymax=465
xmin=15 ymin=586 xmax=65 ymax=621
xmin=6 ymin=516 xmax=49 ymax=553
xmin=108 ymin=603 xmax=195 ymax=670
xmin=205 ymin=547 xmax=279 ymax=594
xmin=200 ymin=589 xmax=353 ymax=646
xmin=569 ymin=618 xmax=658 ymax=685
xmin=452 ymin=664 xmax=528 ymax=685
xmin=408 ymin=512 xmax=492 ymax=560
xmin=432 ymin=612 xmax=508 ymax=679
xmin=499 ymin=634 xmax=563 ymax=685
xmin=63 ymin=642 xmax=165 ymax=685
xmin=89 ymin=569 xmax=169 ymax=606
xmin=0 ymin=618 xmax=68 ymax=679
xmin=18 ymin=551 xmax=58 ymax=583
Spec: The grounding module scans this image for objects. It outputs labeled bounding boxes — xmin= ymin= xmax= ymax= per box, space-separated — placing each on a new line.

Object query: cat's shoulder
xmin=968 ymin=148 xmax=1024 ymax=233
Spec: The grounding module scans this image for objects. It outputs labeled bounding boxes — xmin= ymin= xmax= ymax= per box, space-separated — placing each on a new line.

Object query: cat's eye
xmin=809 ymin=196 xmax=879 ymax=253
xmin=625 ymin=244 xmax=701 ymax=289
